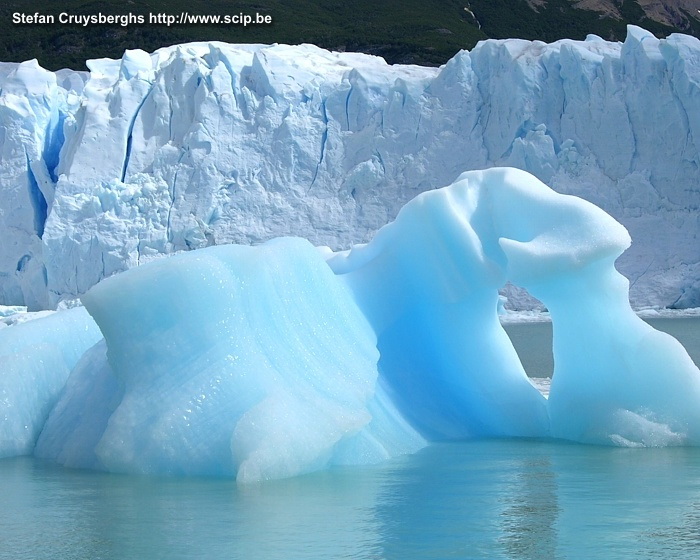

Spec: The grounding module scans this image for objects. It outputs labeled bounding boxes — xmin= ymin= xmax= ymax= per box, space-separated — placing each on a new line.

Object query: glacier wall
xmin=1 ymin=26 xmax=699 ymax=310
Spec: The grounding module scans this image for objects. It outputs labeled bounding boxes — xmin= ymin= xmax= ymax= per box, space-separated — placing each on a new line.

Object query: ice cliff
xmin=3 ymin=168 xmax=699 ymax=481
xmin=1 ymin=26 xmax=699 ymax=310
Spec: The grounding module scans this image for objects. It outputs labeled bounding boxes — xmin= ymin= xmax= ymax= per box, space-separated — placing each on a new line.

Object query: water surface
xmin=3 ymin=441 xmax=700 ymax=560
xmin=3 ymin=317 xmax=700 ymax=559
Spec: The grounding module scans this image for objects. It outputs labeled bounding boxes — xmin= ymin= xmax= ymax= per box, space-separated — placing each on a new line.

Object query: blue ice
xmin=2 ymin=168 xmax=699 ymax=481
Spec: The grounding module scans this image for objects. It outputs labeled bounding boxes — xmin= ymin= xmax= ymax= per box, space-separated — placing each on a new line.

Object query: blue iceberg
xmin=2 ymin=168 xmax=699 ymax=481
xmin=35 ymin=238 xmax=423 ymax=480
xmin=0 ymin=307 xmax=102 ymax=457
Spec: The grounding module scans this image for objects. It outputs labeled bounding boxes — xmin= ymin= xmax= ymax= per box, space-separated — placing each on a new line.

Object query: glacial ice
xmin=1 ymin=27 xmax=699 ymax=310
xmin=2 ymin=168 xmax=699 ymax=482
xmin=0 ymin=307 xmax=101 ymax=457
xmin=34 ymin=238 xmax=424 ymax=479
xmin=327 ymin=167 xmax=700 ymax=447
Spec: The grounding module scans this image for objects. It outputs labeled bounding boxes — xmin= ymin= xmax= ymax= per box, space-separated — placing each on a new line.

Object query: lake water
xmin=2 ymin=317 xmax=700 ymax=560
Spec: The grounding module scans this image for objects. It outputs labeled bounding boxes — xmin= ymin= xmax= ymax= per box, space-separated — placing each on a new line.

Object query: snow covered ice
xmin=0 ymin=26 xmax=699 ymax=311
xmin=1 ymin=168 xmax=700 ymax=482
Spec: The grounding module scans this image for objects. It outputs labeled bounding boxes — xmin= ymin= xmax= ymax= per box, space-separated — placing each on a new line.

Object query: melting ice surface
xmin=3 ymin=168 xmax=700 ymax=482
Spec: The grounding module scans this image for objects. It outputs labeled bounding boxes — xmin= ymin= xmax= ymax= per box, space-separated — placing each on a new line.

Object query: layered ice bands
xmin=35 ymin=238 xmax=424 ymax=480
xmin=1 ymin=27 xmax=700 ymax=310
xmin=4 ymin=168 xmax=700 ymax=482
xmin=0 ymin=307 xmax=101 ymax=457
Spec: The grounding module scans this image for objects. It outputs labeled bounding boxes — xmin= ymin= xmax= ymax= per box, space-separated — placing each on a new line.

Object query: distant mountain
xmin=1 ymin=0 xmax=699 ymax=70
xmin=467 ymin=0 xmax=700 ymax=45
xmin=568 ymin=0 xmax=700 ymax=29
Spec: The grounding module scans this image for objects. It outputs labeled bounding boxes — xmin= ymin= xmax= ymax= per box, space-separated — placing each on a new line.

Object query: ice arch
xmin=13 ymin=167 xmax=700 ymax=484
xmin=327 ymin=167 xmax=700 ymax=446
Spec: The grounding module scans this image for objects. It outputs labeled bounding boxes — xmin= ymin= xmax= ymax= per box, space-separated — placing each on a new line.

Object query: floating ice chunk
xmin=328 ymin=167 xmax=700 ymax=447
xmin=38 ymin=238 xmax=423 ymax=480
xmin=29 ymin=168 xmax=700 ymax=481
xmin=0 ymin=307 xmax=101 ymax=457
xmin=0 ymin=305 xmax=27 ymax=317
xmin=327 ymin=168 xmax=557 ymax=439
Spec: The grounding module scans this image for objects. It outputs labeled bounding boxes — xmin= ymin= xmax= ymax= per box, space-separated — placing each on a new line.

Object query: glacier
xmin=1 ymin=26 xmax=699 ymax=311
xmin=2 ymin=168 xmax=700 ymax=482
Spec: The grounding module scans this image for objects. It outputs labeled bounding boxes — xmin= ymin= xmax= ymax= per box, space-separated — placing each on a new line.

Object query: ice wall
xmin=1 ymin=27 xmax=699 ymax=310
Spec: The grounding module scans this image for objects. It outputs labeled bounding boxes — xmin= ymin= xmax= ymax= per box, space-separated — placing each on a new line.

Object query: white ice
xmin=0 ymin=27 xmax=699 ymax=311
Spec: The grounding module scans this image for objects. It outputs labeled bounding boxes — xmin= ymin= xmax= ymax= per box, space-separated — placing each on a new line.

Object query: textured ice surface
xmin=327 ymin=167 xmax=700 ymax=447
xmin=0 ymin=27 xmax=699 ymax=310
xmin=0 ymin=307 xmax=101 ymax=457
xmin=35 ymin=238 xmax=423 ymax=480
xmin=326 ymin=169 xmax=562 ymax=440
xmin=13 ymin=168 xmax=700 ymax=483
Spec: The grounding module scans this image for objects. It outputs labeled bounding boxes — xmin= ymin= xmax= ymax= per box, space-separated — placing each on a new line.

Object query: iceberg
xmin=0 ymin=27 xmax=699 ymax=311
xmin=328 ymin=168 xmax=700 ymax=447
xmin=1 ymin=167 xmax=697 ymax=482
xmin=35 ymin=238 xmax=424 ymax=480
xmin=0 ymin=306 xmax=101 ymax=457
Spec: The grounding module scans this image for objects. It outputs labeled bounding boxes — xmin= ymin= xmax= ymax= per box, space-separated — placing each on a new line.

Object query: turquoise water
xmin=3 ymin=442 xmax=700 ymax=559
xmin=2 ymin=317 xmax=700 ymax=560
